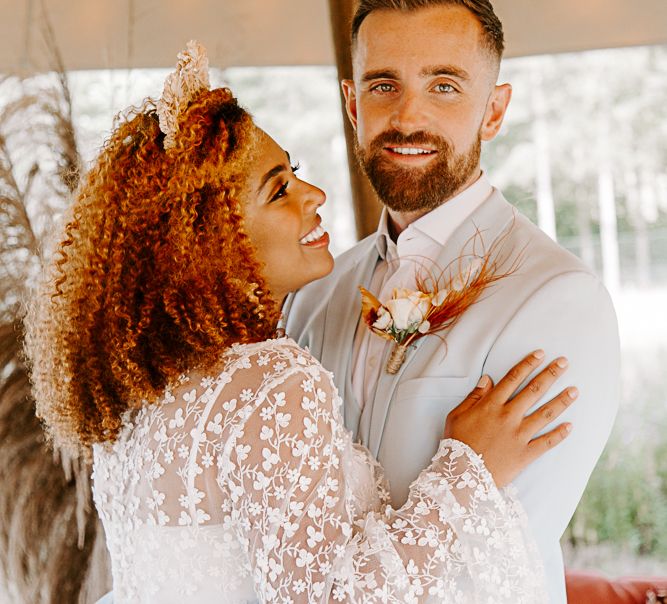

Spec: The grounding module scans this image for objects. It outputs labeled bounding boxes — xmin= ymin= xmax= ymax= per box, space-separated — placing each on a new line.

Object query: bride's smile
xmin=243 ymin=129 xmax=334 ymax=305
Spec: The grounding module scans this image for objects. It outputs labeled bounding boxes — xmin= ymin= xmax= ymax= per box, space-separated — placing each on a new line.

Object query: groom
xmin=287 ymin=0 xmax=620 ymax=602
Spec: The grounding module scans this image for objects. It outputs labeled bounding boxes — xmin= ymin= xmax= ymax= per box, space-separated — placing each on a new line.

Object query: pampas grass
xmin=0 ymin=13 xmax=111 ymax=604
xmin=0 ymin=323 xmax=104 ymax=603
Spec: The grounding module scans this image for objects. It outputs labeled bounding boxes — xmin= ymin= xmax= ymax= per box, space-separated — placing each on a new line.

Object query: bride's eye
xmin=271 ymin=182 xmax=289 ymax=202
xmin=291 ymin=162 xmax=301 ymax=173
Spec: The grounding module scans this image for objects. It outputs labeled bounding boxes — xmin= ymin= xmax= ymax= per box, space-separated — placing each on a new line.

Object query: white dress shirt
xmin=351 ymin=173 xmax=494 ymax=410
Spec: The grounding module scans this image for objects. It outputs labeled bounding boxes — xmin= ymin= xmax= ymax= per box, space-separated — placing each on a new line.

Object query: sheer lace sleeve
xmin=219 ymin=343 xmax=547 ymax=603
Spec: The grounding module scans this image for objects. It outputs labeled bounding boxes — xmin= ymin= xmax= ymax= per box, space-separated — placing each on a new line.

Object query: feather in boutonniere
xmin=360 ymin=227 xmax=524 ymax=373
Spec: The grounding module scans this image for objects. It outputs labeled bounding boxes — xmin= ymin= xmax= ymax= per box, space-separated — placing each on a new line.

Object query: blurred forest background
xmin=0 ymin=42 xmax=666 ymax=600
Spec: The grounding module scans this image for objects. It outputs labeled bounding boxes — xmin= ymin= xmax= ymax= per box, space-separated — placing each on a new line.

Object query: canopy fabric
xmin=2 ymin=0 xmax=667 ymax=74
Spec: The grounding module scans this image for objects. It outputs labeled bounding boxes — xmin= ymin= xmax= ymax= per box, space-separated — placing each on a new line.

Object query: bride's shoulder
xmin=224 ymin=337 xmax=325 ymax=374
xmin=135 ymin=339 xmax=327 ymax=416
xmin=221 ymin=338 xmax=338 ymax=406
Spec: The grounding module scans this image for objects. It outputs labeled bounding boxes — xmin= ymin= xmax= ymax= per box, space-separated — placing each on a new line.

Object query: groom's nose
xmin=390 ymin=89 xmax=430 ymax=134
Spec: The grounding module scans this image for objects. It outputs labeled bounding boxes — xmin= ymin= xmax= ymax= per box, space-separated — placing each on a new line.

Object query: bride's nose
xmin=303 ymin=181 xmax=326 ymax=212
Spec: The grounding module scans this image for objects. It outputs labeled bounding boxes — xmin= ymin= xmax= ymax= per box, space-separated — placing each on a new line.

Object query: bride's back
xmin=92 ymin=339 xmax=309 ymax=604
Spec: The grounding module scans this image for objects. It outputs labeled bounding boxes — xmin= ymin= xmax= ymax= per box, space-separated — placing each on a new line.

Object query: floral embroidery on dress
xmin=92 ymin=338 xmax=547 ymax=603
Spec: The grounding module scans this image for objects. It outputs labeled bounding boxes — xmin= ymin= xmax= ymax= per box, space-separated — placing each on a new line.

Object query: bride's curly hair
xmin=24 ymin=87 xmax=280 ymax=452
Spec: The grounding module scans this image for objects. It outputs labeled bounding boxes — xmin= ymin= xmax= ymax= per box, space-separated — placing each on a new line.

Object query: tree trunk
xmin=532 ymin=71 xmax=557 ymax=241
xmin=625 ymin=168 xmax=652 ymax=288
xmin=598 ymin=163 xmax=621 ymax=293
xmin=576 ymin=201 xmax=595 ymax=271
xmin=634 ymin=215 xmax=651 ymax=288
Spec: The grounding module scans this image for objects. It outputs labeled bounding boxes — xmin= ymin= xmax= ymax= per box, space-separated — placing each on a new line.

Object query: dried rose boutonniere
xmin=360 ymin=231 xmax=522 ymax=374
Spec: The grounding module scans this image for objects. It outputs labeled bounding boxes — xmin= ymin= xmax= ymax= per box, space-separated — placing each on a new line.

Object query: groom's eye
xmin=434 ymin=83 xmax=455 ymax=93
xmin=371 ymin=83 xmax=395 ymax=93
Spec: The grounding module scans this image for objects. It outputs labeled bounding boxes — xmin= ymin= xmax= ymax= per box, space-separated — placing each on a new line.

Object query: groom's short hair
xmin=351 ymin=0 xmax=505 ymax=61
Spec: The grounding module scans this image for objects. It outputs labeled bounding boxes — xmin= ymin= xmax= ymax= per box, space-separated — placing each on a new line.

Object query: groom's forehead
xmin=351 ymin=6 xmax=491 ymax=75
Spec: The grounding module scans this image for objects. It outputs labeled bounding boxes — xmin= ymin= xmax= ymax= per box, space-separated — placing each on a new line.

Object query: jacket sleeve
xmin=483 ymin=270 xmax=620 ymax=568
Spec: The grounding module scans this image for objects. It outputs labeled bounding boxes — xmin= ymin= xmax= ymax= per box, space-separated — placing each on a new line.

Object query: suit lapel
xmin=363 ymin=191 xmax=517 ymax=457
xmin=321 ymin=240 xmax=380 ymax=433
xmin=363 ymin=337 xmax=426 ymax=457
xmin=435 ymin=190 xmax=517 ymax=276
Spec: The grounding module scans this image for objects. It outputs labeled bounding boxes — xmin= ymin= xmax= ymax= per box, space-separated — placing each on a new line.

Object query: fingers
xmin=487 ymin=350 xmax=546 ymax=404
xmin=526 ymin=422 xmax=573 ymax=462
xmin=508 ymin=356 xmax=570 ymax=416
xmin=453 ymin=374 xmax=494 ymax=415
xmin=520 ymin=387 xmax=578 ymax=438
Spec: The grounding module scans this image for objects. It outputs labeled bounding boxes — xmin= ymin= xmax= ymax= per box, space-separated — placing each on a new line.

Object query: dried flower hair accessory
xmin=156 ymin=40 xmax=211 ymax=150
xmin=360 ymin=233 xmax=522 ymax=374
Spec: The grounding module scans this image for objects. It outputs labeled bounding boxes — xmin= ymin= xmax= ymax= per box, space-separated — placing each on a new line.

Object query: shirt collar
xmin=373 ymin=172 xmax=493 ymax=258
xmin=375 ymin=208 xmax=392 ymax=260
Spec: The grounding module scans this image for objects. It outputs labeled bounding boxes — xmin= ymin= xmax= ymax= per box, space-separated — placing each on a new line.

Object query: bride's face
xmin=242 ymin=129 xmax=334 ymax=305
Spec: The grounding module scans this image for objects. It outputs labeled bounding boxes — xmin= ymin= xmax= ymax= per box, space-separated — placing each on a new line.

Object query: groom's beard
xmin=356 ymin=130 xmax=481 ymax=213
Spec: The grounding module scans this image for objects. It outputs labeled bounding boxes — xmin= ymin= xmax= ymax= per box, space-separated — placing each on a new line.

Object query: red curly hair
xmin=25 ymin=87 xmax=280 ymax=451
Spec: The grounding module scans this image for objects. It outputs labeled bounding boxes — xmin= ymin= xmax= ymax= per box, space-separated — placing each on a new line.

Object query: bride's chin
xmin=296 ymin=257 xmax=336 ymax=290
xmin=317 ymin=253 xmax=336 ymax=280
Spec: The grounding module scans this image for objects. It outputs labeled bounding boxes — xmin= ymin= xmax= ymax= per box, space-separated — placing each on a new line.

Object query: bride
xmin=25 ymin=42 xmax=576 ymax=603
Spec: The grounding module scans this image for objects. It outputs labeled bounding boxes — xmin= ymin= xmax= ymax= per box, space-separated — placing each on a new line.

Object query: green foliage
xmin=485 ymin=46 xmax=667 ymax=286
xmin=564 ymin=350 xmax=667 ymax=560
xmin=566 ymin=435 xmax=667 ymax=558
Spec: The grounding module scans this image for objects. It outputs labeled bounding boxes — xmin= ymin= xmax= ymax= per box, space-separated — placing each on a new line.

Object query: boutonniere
xmin=360 ymin=234 xmax=522 ymax=374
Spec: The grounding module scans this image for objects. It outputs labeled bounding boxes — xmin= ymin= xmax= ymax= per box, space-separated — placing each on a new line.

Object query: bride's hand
xmin=443 ymin=350 xmax=577 ymax=488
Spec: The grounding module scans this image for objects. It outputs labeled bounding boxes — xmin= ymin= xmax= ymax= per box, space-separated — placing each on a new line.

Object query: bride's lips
xmin=299 ymin=218 xmax=330 ymax=248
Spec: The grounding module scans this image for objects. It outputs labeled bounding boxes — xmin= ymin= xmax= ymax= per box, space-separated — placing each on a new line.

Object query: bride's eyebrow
xmin=257 ymin=151 xmax=292 ymax=194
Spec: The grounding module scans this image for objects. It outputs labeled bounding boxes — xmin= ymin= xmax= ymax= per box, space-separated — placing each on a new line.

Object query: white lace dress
xmin=92 ymin=338 xmax=547 ymax=603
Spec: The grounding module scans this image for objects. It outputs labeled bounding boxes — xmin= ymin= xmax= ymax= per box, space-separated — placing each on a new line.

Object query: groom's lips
xmin=384 ymin=145 xmax=438 ymax=164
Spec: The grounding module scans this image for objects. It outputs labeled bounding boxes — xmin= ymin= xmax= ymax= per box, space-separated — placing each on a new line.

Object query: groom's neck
xmin=387 ymin=208 xmax=431 ymax=241
xmin=386 ymin=168 xmax=484 ymax=241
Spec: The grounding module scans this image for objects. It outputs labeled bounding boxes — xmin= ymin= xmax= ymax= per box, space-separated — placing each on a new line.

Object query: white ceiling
xmin=2 ymin=0 xmax=666 ymax=73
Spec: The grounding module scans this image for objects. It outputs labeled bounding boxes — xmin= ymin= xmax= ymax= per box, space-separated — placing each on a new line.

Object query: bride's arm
xmin=220 ymin=357 xmax=563 ymax=603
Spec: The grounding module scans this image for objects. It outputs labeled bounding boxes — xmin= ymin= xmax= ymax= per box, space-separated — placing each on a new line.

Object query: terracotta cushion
xmin=566 ymin=569 xmax=667 ymax=603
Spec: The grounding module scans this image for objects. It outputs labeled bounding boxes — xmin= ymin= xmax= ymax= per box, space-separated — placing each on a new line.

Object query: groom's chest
xmin=349 ymin=284 xmax=519 ymax=507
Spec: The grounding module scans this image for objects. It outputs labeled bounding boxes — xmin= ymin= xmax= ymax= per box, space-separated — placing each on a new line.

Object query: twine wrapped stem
xmin=386 ymin=343 xmax=409 ymax=374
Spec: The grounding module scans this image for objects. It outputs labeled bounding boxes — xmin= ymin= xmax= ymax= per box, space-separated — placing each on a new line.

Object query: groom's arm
xmin=482 ymin=269 xmax=620 ymax=554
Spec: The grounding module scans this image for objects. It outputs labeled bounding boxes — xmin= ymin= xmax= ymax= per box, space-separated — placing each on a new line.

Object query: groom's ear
xmin=341 ymin=79 xmax=358 ymax=131
xmin=480 ymin=83 xmax=512 ymax=142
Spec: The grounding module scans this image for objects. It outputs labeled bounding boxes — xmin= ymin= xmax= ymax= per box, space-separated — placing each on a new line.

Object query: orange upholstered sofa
xmin=566 ymin=569 xmax=667 ymax=603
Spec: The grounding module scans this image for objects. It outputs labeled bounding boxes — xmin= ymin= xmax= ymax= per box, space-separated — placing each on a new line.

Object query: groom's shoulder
xmin=334 ymin=232 xmax=377 ymax=272
xmin=485 ymin=198 xmax=618 ymax=351
xmin=286 ymin=234 xmax=375 ymax=345
xmin=296 ymin=233 xmax=376 ymax=300
xmin=492 ymin=197 xmax=612 ymax=316
xmin=510 ymin=210 xmax=594 ymax=280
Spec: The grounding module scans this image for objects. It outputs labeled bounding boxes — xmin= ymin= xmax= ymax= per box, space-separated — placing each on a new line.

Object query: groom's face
xmin=344 ymin=5 xmax=511 ymax=213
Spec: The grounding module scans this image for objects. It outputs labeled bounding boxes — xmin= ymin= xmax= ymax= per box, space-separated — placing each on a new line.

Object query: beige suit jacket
xmin=286 ymin=190 xmax=620 ymax=603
